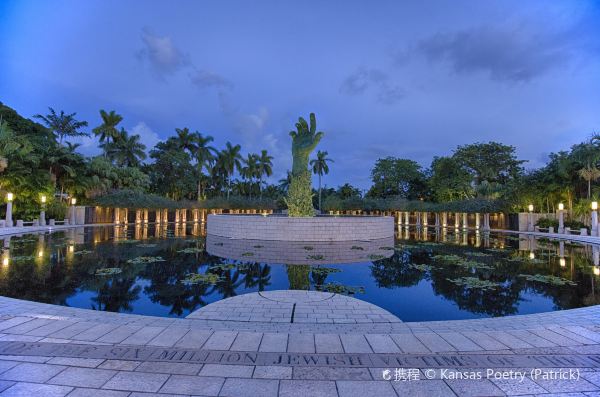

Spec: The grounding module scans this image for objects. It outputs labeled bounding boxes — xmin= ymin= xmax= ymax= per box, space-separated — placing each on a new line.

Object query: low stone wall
xmin=207 ymin=214 xmax=394 ymax=241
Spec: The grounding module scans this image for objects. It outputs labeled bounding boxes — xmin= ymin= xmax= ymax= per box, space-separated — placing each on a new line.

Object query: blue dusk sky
xmin=1 ymin=0 xmax=599 ymax=189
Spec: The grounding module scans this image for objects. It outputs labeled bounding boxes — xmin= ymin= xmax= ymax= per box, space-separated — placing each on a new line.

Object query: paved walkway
xmin=0 ymin=224 xmax=89 ymax=237
xmin=0 ymin=292 xmax=598 ymax=396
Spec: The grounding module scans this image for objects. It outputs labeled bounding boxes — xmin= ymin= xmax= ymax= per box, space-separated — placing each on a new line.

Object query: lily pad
xmin=95 ymin=267 xmax=122 ymax=276
xmin=136 ymin=244 xmax=157 ymax=248
xmin=176 ymin=247 xmax=204 ymax=254
xmin=446 ymin=277 xmax=501 ymax=291
xmin=73 ymin=250 xmax=93 ymax=256
xmin=307 ymin=254 xmax=325 ymax=260
xmin=241 ymin=252 xmax=255 ymax=257
xmin=181 ymin=273 xmax=222 ymax=285
xmin=351 ymin=246 xmax=364 ymax=250
xmin=368 ymin=254 xmax=385 ymax=261
xmin=310 ymin=267 xmax=341 ymax=276
xmin=127 ymin=256 xmax=166 ymax=264
xmin=519 ymin=274 xmax=576 ymax=286
xmin=316 ymin=282 xmax=365 ymax=295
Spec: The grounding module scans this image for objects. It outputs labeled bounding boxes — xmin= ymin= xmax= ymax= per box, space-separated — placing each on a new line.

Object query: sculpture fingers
xmin=309 ymin=113 xmax=316 ymax=135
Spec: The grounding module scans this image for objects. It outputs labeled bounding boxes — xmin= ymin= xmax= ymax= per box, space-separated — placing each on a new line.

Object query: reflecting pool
xmin=0 ymin=224 xmax=598 ymax=322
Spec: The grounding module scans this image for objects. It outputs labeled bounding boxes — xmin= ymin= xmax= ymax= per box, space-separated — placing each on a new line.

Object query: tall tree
xmin=241 ymin=153 xmax=260 ymax=198
xmin=368 ymin=157 xmax=427 ymax=199
xmin=452 ymin=141 xmax=526 ymax=186
xmin=34 ymin=107 xmax=88 ymax=145
xmin=93 ymin=110 xmax=123 ymax=154
xmin=429 ymin=156 xmax=473 ymax=202
xmin=192 ymin=132 xmax=217 ymax=200
xmin=257 ymin=150 xmax=274 ymax=197
xmin=104 ymin=129 xmax=147 ymax=167
xmin=310 ymin=150 xmax=333 ymax=211
xmin=220 ymin=142 xmax=242 ymax=199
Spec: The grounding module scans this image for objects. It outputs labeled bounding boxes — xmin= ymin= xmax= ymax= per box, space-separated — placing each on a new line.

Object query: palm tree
xmin=34 ymin=107 xmax=89 ymax=145
xmin=579 ymin=166 xmax=600 ymax=199
xmin=278 ymin=171 xmax=292 ymax=193
xmin=257 ymin=150 xmax=273 ymax=197
xmin=241 ymin=153 xmax=260 ymax=198
xmin=175 ymin=127 xmax=196 ymax=153
xmin=220 ymin=142 xmax=242 ymax=199
xmin=310 ymin=150 xmax=333 ymax=211
xmin=192 ymin=132 xmax=217 ymax=200
xmin=93 ymin=110 xmax=123 ymax=154
xmin=102 ymin=129 xmax=146 ymax=167
xmin=576 ymin=134 xmax=600 ymax=198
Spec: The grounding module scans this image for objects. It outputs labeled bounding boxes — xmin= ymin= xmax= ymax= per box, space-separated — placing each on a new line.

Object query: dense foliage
xmin=0 ymin=101 xmax=597 ymax=223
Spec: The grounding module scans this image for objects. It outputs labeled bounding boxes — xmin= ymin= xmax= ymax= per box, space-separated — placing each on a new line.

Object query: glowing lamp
xmin=71 ymin=198 xmax=77 ymax=205
xmin=41 ymin=195 xmax=47 ymax=204
xmin=6 ymin=193 xmax=13 ymax=202
xmin=37 ymin=250 xmax=43 ymax=258
xmin=593 ymin=201 xmax=598 ymax=211
xmin=558 ymin=203 xmax=564 ymax=211
xmin=528 ymin=204 xmax=533 ymax=212
xmin=529 ymin=252 xmax=535 ymax=260
xmin=595 ymin=267 xmax=600 ymax=276
xmin=2 ymin=258 xmax=8 ymax=267
xmin=559 ymin=258 xmax=566 ymax=267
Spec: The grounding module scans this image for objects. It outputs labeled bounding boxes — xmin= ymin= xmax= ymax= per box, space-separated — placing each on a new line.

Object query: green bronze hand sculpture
xmin=286 ymin=113 xmax=324 ymax=217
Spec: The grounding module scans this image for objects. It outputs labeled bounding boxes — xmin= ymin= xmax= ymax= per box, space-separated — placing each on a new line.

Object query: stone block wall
xmin=206 ymin=214 xmax=394 ymax=241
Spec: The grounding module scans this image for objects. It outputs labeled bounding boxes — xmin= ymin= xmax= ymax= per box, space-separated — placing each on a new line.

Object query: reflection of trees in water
xmin=370 ymin=250 xmax=428 ymax=288
xmin=90 ymin=278 xmax=141 ymax=312
xmin=287 ymin=265 xmax=310 ymax=290
xmin=240 ymin=263 xmax=271 ymax=291
xmin=1 ymin=229 xmax=598 ymax=318
xmin=371 ymin=243 xmax=596 ymax=317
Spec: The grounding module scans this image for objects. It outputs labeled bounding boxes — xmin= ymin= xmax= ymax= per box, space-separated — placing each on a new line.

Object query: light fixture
xmin=528 ymin=204 xmax=534 ymax=212
xmin=6 ymin=193 xmax=13 ymax=202
xmin=595 ymin=267 xmax=600 ymax=276
xmin=529 ymin=252 xmax=535 ymax=260
xmin=593 ymin=201 xmax=598 ymax=211
xmin=558 ymin=203 xmax=564 ymax=211
xmin=2 ymin=258 xmax=8 ymax=267
xmin=559 ymin=258 xmax=566 ymax=267
xmin=71 ymin=198 xmax=77 ymax=205
xmin=68 ymin=245 xmax=74 ymax=253
xmin=37 ymin=250 xmax=43 ymax=258
xmin=41 ymin=195 xmax=47 ymax=204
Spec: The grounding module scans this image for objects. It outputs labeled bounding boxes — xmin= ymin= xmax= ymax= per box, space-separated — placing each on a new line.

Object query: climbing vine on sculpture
xmin=285 ymin=113 xmax=324 ymax=216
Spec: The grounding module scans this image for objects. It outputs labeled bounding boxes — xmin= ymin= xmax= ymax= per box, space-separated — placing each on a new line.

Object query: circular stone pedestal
xmin=207 ymin=214 xmax=394 ymax=241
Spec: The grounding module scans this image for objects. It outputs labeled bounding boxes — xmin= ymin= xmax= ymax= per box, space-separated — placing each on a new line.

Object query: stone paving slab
xmin=0 ymin=291 xmax=597 ymax=395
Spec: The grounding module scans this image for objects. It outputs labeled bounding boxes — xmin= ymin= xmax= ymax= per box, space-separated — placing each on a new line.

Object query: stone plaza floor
xmin=0 ymin=291 xmax=597 ymax=396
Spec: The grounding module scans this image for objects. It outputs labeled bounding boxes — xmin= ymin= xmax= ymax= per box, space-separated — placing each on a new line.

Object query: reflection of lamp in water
xmin=559 ymin=258 xmax=566 ymax=267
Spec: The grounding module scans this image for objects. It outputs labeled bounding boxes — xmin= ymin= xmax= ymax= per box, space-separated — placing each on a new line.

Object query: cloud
xmin=234 ymin=107 xmax=269 ymax=138
xmin=414 ymin=25 xmax=572 ymax=83
xmin=340 ymin=67 xmax=404 ymax=104
xmin=131 ymin=121 xmax=161 ymax=154
xmin=189 ymin=68 xmax=233 ymax=90
xmin=137 ymin=28 xmax=189 ymax=78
